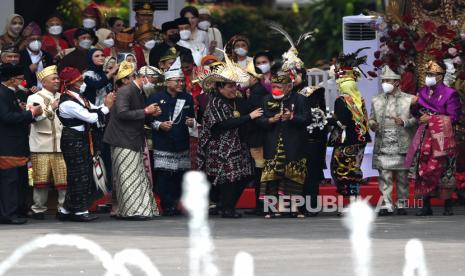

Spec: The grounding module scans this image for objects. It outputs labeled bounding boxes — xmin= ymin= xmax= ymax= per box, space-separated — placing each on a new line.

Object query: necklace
xmin=233 ymin=102 xmax=240 ymax=118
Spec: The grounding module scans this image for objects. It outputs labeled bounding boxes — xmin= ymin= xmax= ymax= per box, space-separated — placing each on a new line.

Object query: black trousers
xmin=303 ymin=167 xmax=324 ymax=209
xmin=219 ymin=179 xmax=248 ymax=211
xmin=156 ymin=170 xmax=185 ymax=210
xmin=0 ymin=167 xmax=20 ymax=219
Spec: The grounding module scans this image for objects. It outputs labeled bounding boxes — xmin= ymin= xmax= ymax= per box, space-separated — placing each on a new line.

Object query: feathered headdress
xmin=267 ymin=22 xmax=313 ymax=73
xmin=335 ymin=47 xmax=370 ymax=79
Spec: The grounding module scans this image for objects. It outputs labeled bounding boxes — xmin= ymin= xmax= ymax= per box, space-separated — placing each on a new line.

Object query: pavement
xmin=1 ymin=207 xmax=465 ymax=275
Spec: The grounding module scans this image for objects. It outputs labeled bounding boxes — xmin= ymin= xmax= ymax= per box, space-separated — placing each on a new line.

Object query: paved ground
xmin=1 ymin=207 xmax=465 ymax=275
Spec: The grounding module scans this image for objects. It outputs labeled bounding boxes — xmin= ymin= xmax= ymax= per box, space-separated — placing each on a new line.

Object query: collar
xmin=27 ymin=48 xmax=42 ymax=57
xmin=132 ymin=80 xmax=142 ymax=91
xmin=38 ymin=88 xmax=57 ymax=98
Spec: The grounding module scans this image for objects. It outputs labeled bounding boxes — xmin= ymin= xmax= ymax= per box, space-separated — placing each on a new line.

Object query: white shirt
xmin=58 ymin=91 xmax=109 ymax=131
xmin=177 ymin=39 xmax=207 ymax=66
xmin=191 ymin=28 xmax=209 ymax=50
xmin=27 ymin=48 xmax=44 ymax=89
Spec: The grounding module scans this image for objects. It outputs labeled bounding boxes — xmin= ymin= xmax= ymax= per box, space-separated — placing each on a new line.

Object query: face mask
xmin=9 ymin=23 xmax=23 ymax=35
xmin=257 ymin=63 xmax=270 ymax=74
xmin=144 ymin=40 xmax=156 ymax=49
xmin=271 ymin=88 xmax=285 ymax=100
xmin=425 ymin=76 xmax=437 ymax=87
xmin=143 ymin=77 xmax=155 ymax=90
xmin=382 ymin=82 xmax=394 ymax=93
xmin=179 ymin=30 xmax=191 ymax=41
xmin=168 ymin=33 xmax=180 ymax=43
xmin=28 ymin=40 xmax=42 ymax=52
xmin=79 ymin=39 xmax=92 ymax=49
xmin=198 ymin=20 xmax=211 ymax=31
xmin=79 ymin=82 xmax=87 ymax=94
xmin=83 ymin=18 xmax=96 ymax=29
xmin=18 ymin=80 xmax=28 ymax=92
xmin=234 ymin=47 xmax=248 ymax=57
xmin=49 ymin=25 xmax=63 ymax=35
xmin=103 ymin=38 xmax=114 ymax=48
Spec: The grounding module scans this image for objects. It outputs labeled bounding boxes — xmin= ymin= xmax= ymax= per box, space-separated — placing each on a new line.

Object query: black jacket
xmin=149 ymin=42 xmax=192 ymax=67
xmin=104 ymin=82 xmax=148 ymax=151
xmin=257 ymin=91 xmax=309 ymax=161
xmin=246 ymin=82 xmax=269 ymax=148
xmin=19 ymin=49 xmax=53 ymax=89
xmin=0 ymin=84 xmax=34 ymax=157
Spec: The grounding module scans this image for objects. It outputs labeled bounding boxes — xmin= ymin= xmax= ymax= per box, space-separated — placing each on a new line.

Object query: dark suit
xmin=103 ymin=82 xmax=147 ymax=151
xmin=19 ymin=49 xmax=53 ymax=89
xmin=148 ymin=41 xmax=192 ymax=68
xmin=0 ymin=84 xmax=34 ymax=220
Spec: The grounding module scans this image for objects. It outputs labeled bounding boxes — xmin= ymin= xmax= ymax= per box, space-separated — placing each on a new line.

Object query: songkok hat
xmin=0 ymin=45 xmax=19 ymax=55
xmin=138 ymin=65 xmax=163 ymax=77
xmin=198 ymin=8 xmax=211 ymax=16
xmin=159 ymin=47 xmax=178 ymax=62
xmin=82 ymin=2 xmax=101 ymax=18
xmin=22 ymin=21 xmax=41 ymax=37
xmin=380 ymin=65 xmax=400 ymax=80
xmin=425 ymin=60 xmax=445 ymax=74
xmin=132 ymin=0 xmax=155 ymax=15
xmin=174 ymin=17 xmax=190 ymax=27
xmin=0 ymin=63 xmax=24 ymax=81
xmin=115 ymin=60 xmax=135 ymax=81
xmin=161 ymin=21 xmax=177 ymax=33
xmin=164 ymin=57 xmax=184 ymax=80
xmin=37 ymin=65 xmax=58 ymax=82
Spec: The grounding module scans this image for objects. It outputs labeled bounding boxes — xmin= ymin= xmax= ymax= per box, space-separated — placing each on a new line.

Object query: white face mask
xmin=143 ymin=78 xmax=155 ymax=90
xmin=103 ymin=38 xmax=114 ymax=48
xmin=257 ymin=63 xmax=270 ymax=74
xmin=272 ymin=94 xmax=285 ymax=100
xmin=79 ymin=82 xmax=87 ymax=94
xmin=144 ymin=40 xmax=156 ymax=50
xmin=234 ymin=47 xmax=248 ymax=57
xmin=382 ymin=82 xmax=394 ymax=93
xmin=83 ymin=18 xmax=96 ymax=29
xmin=425 ymin=76 xmax=437 ymax=87
xmin=48 ymin=25 xmax=63 ymax=35
xmin=198 ymin=20 xmax=211 ymax=31
xmin=28 ymin=40 xmax=42 ymax=52
xmin=79 ymin=39 xmax=93 ymax=49
xmin=179 ymin=30 xmax=191 ymax=41
xmin=9 ymin=23 xmax=23 ymax=35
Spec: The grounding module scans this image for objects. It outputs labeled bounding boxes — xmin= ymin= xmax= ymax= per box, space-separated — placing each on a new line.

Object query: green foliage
xmin=210 ymin=0 xmax=377 ymax=67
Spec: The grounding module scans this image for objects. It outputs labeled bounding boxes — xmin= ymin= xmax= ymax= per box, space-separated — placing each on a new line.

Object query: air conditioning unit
xmin=342 ymin=14 xmax=381 ymax=116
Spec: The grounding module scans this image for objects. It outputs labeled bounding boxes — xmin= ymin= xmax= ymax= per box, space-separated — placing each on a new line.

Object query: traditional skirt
xmin=330 ymin=143 xmax=366 ymax=196
xmin=153 ymin=150 xmax=191 ymax=171
xmin=61 ymin=127 xmax=95 ymax=213
xmin=30 ymin=153 xmax=67 ymax=190
xmin=112 ymin=146 xmax=159 ymax=217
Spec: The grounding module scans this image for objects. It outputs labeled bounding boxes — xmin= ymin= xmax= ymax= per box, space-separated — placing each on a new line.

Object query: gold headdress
xmin=115 ymin=60 xmax=135 ymax=81
xmin=425 ymin=60 xmax=445 ymax=74
xmin=36 ymin=65 xmax=58 ymax=82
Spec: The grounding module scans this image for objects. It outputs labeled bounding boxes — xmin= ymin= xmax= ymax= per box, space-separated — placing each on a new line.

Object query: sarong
xmin=112 ymin=146 xmax=159 ymax=217
xmin=30 ymin=153 xmax=67 ymax=190
xmin=330 ymin=143 xmax=366 ymax=196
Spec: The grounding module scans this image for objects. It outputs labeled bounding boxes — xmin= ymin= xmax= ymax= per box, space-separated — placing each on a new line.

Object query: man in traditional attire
xmin=147 ymin=57 xmax=194 ymax=216
xmin=369 ymin=66 xmax=416 ymax=216
xmin=27 ymin=65 xmax=67 ymax=220
xmin=257 ymin=63 xmax=309 ymax=218
xmin=197 ymin=55 xmax=260 ymax=218
xmin=57 ymin=67 xmax=113 ymax=222
xmin=406 ymin=61 xmax=462 ymax=216
xmin=129 ymin=0 xmax=163 ymax=45
xmin=329 ymin=50 xmax=371 ymax=203
xmin=103 ymin=62 xmax=161 ymax=220
xmin=0 ymin=64 xmax=42 ymax=224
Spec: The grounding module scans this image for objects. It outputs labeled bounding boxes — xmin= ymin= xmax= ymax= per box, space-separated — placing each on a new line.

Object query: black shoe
xmin=396 ymin=208 xmax=408 ymax=216
xmin=0 ymin=217 xmax=28 ymax=224
xmin=378 ymin=209 xmax=394 ymax=216
xmin=416 ymin=208 xmax=433 ymax=216
xmin=162 ymin=208 xmax=176 ymax=217
xmin=31 ymin=212 xmax=45 ymax=220
xmin=209 ymin=207 xmax=219 ymax=216
xmin=221 ymin=210 xmax=242 ymax=218
xmin=69 ymin=213 xmax=98 ymax=222
xmin=96 ymin=204 xmax=111 ymax=213
xmin=56 ymin=211 xmax=71 ymax=221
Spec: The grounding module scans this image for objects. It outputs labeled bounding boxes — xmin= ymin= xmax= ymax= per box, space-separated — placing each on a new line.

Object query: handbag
xmin=89 ymin=131 xmax=108 ymax=194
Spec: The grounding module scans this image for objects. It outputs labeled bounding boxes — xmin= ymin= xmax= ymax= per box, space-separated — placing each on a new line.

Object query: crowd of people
xmin=0 ymin=1 xmax=462 ymax=224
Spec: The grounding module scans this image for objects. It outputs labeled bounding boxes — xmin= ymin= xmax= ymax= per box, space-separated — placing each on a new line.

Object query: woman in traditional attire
xmin=329 ymin=50 xmax=371 ymax=201
xmin=406 ymin=60 xmax=462 ymax=216
xmin=197 ymin=56 xmax=262 ymax=218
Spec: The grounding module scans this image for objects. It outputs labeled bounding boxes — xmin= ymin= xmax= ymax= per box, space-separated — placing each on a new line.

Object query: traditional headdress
xmin=335 ymin=47 xmax=370 ymax=80
xmin=139 ymin=65 xmax=163 ymax=77
xmin=425 ymin=60 xmax=445 ymax=74
xmin=159 ymin=47 xmax=178 ymax=63
xmin=164 ymin=57 xmax=183 ymax=80
xmin=37 ymin=65 xmax=58 ymax=82
xmin=197 ymin=48 xmax=250 ymax=90
xmin=132 ymin=0 xmax=155 ymax=15
xmin=267 ymin=22 xmax=313 ymax=73
xmin=380 ymin=65 xmax=400 ymax=80
xmin=21 ymin=21 xmax=41 ymax=37
xmin=245 ymin=61 xmax=262 ymax=79
xmin=270 ymin=61 xmax=292 ymax=84
xmin=115 ymin=60 xmax=135 ymax=81
xmin=59 ymin=67 xmax=82 ymax=92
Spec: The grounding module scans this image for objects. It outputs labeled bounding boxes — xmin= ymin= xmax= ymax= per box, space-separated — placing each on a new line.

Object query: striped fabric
xmin=112 ymin=146 xmax=159 ymax=218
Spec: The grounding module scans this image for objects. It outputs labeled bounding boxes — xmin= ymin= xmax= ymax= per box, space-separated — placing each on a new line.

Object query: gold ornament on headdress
xmin=425 ymin=60 xmax=445 ymax=74
xmin=115 ymin=61 xmax=135 ymax=81
xmin=36 ymin=65 xmax=58 ymax=82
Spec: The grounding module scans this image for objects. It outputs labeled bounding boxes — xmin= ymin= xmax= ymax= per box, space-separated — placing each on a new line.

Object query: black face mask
xmin=167 ymin=33 xmax=180 ymax=44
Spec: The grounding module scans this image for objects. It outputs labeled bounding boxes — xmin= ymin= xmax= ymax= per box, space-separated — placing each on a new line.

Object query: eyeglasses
xmin=168 ymin=79 xmax=184 ymax=84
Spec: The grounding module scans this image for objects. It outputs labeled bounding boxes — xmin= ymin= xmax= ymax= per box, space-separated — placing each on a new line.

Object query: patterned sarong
xmin=330 ymin=143 xmax=366 ymax=196
xmin=112 ymin=146 xmax=159 ymax=217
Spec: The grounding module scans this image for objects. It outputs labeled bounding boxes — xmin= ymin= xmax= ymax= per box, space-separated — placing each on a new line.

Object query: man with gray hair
xmin=369 ymin=65 xmax=417 ymax=216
